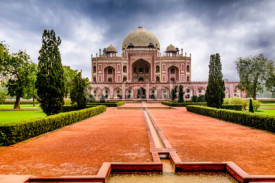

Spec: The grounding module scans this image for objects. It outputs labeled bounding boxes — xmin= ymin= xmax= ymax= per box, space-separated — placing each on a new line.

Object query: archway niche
xmin=102 ymin=88 xmax=110 ymax=99
xmin=123 ymin=66 xmax=127 ymax=73
xmin=126 ymin=88 xmax=133 ymax=98
xmin=168 ymin=66 xmax=179 ymax=82
xmin=156 ymin=65 xmax=160 ymax=73
xmin=104 ymin=66 xmax=115 ymax=82
xmin=132 ymin=59 xmax=151 ymax=82
xmin=149 ymin=88 xmax=157 ymax=99
xmin=138 ymin=88 xmax=146 ymax=98
xmin=161 ymin=88 xmax=170 ymax=99
xmin=114 ymin=88 xmax=122 ymax=99
xmin=156 ymin=76 xmax=160 ymax=82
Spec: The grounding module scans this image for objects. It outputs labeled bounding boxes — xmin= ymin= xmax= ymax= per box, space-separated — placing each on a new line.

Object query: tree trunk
xmin=33 ymin=97 xmax=35 ymax=106
xmin=14 ymin=96 xmax=21 ymax=109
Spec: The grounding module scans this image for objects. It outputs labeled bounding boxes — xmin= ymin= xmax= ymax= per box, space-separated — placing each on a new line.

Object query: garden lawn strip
xmin=0 ymin=111 xmax=46 ymax=124
xmin=0 ymin=108 xmax=151 ymax=177
xmin=148 ymin=107 xmax=275 ymax=175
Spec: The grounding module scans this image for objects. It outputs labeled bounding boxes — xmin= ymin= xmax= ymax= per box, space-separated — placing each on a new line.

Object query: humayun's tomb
xmin=90 ymin=27 xmax=245 ymax=100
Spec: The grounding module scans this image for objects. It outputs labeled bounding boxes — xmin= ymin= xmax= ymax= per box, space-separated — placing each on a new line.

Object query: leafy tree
xmin=235 ymin=54 xmax=274 ymax=100
xmin=36 ymin=30 xmax=65 ymax=115
xmin=178 ymin=85 xmax=184 ymax=102
xmin=70 ymin=72 xmax=89 ymax=109
xmin=0 ymin=41 xmax=11 ymax=84
xmin=205 ymin=53 xmax=225 ymax=108
xmin=5 ymin=50 xmax=33 ymax=109
xmin=0 ymin=91 xmax=7 ymax=104
xmin=249 ymin=99 xmax=254 ymax=113
xmin=24 ymin=62 xmax=38 ymax=106
xmin=63 ymin=65 xmax=78 ymax=98
xmin=265 ymin=62 xmax=275 ymax=95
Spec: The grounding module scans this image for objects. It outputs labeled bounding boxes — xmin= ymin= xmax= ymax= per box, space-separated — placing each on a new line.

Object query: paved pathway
xmin=148 ymin=107 xmax=275 ymax=175
xmin=0 ymin=108 xmax=151 ymax=177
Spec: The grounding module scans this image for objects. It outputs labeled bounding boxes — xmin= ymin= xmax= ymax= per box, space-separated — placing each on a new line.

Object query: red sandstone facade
xmin=91 ymin=27 xmax=244 ymax=100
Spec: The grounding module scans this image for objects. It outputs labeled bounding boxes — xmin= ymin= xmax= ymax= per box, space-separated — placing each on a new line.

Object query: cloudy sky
xmin=1 ymin=0 xmax=275 ymax=81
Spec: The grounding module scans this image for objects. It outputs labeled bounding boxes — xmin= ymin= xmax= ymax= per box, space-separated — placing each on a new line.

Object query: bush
xmin=87 ymin=101 xmax=125 ymax=107
xmin=252 ymin=100 xmax=262 ymax=110
xmin=258 ymin=99 xmax=275 ymax=103
xmin=223 ymin=98 xmax=248 ymax=110
xmin=162 ymin=101 xmax=207 ymax=107
xmin=0 ymin=105 xmax=106 ymax=146
xmin=191 ymin=95 xmax=198 ymax=102
xmin=197 ymin=95 xmax=205 ymax=102
xmin=186 ymin=105 xmax=275 ymax=133
xmin=100 ymin=95 xmax=105 ymax=103
xmin=64 ymin=100 xmax=72 ymax=106
xmin=221 ymin=105 xmax=242 ymax=111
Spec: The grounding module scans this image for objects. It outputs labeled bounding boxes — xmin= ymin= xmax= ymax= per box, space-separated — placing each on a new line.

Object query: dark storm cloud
xmin=1 ymin=0 xmax=275 ymax=81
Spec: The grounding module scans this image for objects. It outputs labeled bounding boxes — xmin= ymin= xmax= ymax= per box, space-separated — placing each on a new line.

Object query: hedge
xmin=221 ymin=105 xmax=242 ymax=111
xmin=161 ymin=101 xmax=207 ymax=107
xmin=0 ymin=105 xmax=106 ymax=146
xmin=87 ymin=101 xmax=125 ymax=107
xmin=162 ymin=101 xmax=242 ymax=111
xmin=186 ymin=105 xmax=275 ymax=133
xmin=258 ymin=99 xmax=275 ymax=103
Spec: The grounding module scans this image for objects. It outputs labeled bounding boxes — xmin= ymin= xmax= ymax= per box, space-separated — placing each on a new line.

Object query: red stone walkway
xmin=0 ymin=108 xmax=151 ymax=177
xmin=148 ymin=107 xmax=275 ymax=175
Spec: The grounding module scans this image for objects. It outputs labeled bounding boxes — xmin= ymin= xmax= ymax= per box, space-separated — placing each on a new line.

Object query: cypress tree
xmin=249 ymin=99 xmax=254 ymax=113
xmin=205 ymin=53 xmax=225 ymax=108
xmin=36 ymin=30 xmax=65 ymax=115
xmin=178 ymin=85 xmax=184 ymax=102
xmin=170 ymin=89 xmax=175 ymax=101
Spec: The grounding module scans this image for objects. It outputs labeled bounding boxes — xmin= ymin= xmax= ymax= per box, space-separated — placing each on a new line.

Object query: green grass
xmin=0 ymin=104 xmax=41 ymax=109
xmin=254 ymin=109 xmax=275 ymax=116
xmin=0 ymin=111 xmax=46 ymax=124
xmin=260 ymin=103 xmax=275 ymax=108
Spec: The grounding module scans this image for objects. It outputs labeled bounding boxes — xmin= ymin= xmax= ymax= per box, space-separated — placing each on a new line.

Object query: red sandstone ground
xmin=148 ymin=107 xmax=275 ymax=175
xmin=0 ymin=108 xmax=152 ymax=177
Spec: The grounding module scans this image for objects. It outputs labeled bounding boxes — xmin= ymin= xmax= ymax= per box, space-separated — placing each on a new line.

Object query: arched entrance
xmin=132 ymin=59 xmax=151 ymax=82
xmin=138 ymin=88 xmax=146 ymax=98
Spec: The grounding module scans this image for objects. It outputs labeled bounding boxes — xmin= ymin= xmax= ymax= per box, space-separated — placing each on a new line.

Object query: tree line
xmin=0 ymin=30 xmax=89 ymax=113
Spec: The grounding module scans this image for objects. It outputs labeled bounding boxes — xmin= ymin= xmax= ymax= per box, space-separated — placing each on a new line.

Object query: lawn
xmin=0 ymin=104 xmax=41 ymax=109
xmin=254 ymin=109 xmax=275 ymax=116
xmin=260 ymin=103 xmax=275 ymax=108
xmin=0 ymin=111 xmax=46 ymax=124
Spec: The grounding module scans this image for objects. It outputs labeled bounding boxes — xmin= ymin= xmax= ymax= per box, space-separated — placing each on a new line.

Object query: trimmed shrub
xmin=100 ymin=95 xmax=106 ymax=103
xmin=221 ymin=105 xmax=242 ymax=111
xmin=249 ymin=99 xmax=254 ymax=113
xmin=186 ymin=105 xmax=275 ymax=133
xmin=0 ymin=105 xmax=106 ymax=146
xmin=197 ymin=95 xmax=205 ymax=102
xmin=87 ymin=101 xmax=125 ymax=107
xmin=191 ymin=95 xmax=198 ymax=102
xmin=252 ymin=100 xmax=262 ymax=110
xmin=258 ymin=99 xmax=275 ymax=103
xmin=223 ymin=98 xmax=248 ymax=110
xmin=64 ymin=100 xmax=72 ymax=106
xmin=162 ymin=101 xmax=207 ymax=107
